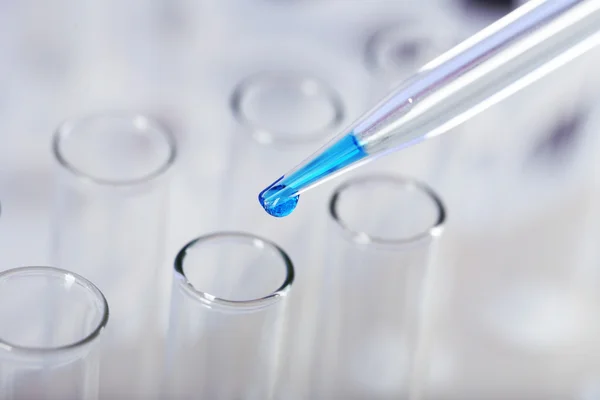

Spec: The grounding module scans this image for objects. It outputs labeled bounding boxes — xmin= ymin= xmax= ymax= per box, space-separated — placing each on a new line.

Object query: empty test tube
xmin=50 ymin=113 xmax=176 ymax=399
xmin=0 ymin=266 xmax=109 ymax=400
xmin=364 ymin=12 xmax=459 ymax=102
xmin=226 ymin=71 xmax=345 ymax=395
xmin=361 ymin=13 xmax=462 ymax=182
xmin=309 ymin=174 xmax=445 ymax=399
xmin=225 ymin=70 xmax=345 ymax=225
xmin=162 ymin=232 xmax=294 ymax=400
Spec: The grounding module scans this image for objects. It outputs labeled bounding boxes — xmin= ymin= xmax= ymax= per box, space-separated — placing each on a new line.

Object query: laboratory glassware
xmin=225 ymin=70 xmax=345 ymax=395
xmin=172 ymin=29 xmax=366 ymax=235
xmin=162 ymin=232 xmax=294 ymax=400
xmin=364 ymin=12 xmax=460 ymax=101
xmin=0 ymin=266 xmax=109 ymax=400
xmin=50 ymin=112 xmax=176 ymax=399
xmin=361 ymin=11 xmax=463 ymax=188
xmin=259 ymin=0 xmax=600 ymax=216
xmin=224 ymin=69 xmax=344 ymax=260
xmin=309 ymin=174 xmax=445 ymax=399
xmin=225 ymin=70 xmax=345 ymax=225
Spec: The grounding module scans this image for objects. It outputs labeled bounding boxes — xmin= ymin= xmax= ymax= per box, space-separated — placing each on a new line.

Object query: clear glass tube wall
xmin=224 ymin=70 xmax=345 ymax=231
xmin=225 ymin=70 xmax=345 ymax=396
xmin=310 ymin=174 xmax=445 ymax=399
xmin=361 ymin=12 xmax=461 ymax=184
xmin=0 ymin=266 xmax=109 ymax=400
xmin=50 ymin=112 xmax=176 ymax=399
xmin=363 ymin=12 xmax=459 ymax=103
xmin=162 ymin=232 xmax=294 ymax=400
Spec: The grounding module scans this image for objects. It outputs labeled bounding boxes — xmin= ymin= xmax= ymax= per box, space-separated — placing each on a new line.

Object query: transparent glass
xmin=364 ymin=14 xmax=459 ymax=102
xmin=162 ymin=232 xmax=294 ymax=400
xmin=359 ymin=12 xmax=462 ymax=187
xmin=50 ymin=112 xmax=177 ymax=399
xmin=259 ymin=0 xmax=600 ymax=204
xmin=0 ymin=266 xmax=109 ymax=400
xmin=230 ymin=71 xmax=345 ymax=147
xmin=225 ymin=71 xmax=344 ymax=396
xmin=356 ymin=0 xmax=600 ymax=156
xmin=309 ymin=174 xmax=445 ymax=399
xmin=224 ymin=71 xmax=345 ymax=227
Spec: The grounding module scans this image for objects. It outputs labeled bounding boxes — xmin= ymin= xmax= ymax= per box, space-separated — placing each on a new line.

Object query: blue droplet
xmin=258 ymin=133 xmax=367 ymax=218
xmin=259 ymin=184 xmax=299 ymax=217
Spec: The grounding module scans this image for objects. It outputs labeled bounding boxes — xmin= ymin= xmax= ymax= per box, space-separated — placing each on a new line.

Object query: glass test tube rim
xmin=329 ymin=174 xmax=446 ymax=248
xmin=0 ymin=266 xmax=109 ymax=355
xmin=52 ymin=111 xmax=178 ymax=188
xmin=229 ymin=70 xmax=346 ymax=148
xmin=173 ymin=231 xmax=295 ymax=313
xmin=364 ymin=18 xmax=462 ymax=79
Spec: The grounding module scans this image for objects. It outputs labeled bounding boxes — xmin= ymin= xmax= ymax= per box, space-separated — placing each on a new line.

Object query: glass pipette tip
xmin=259 ymin=0 xmax=600 ymax=217
xmin=259 ymin=133 xmax=368 ymax=216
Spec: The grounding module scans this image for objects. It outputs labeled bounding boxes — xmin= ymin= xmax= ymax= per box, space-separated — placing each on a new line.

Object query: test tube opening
xmin=309 ymin=174 xmax=446 ymax=398
xmin=52 ymin=112 xmax=177 ymax=187
xmin=164 ymin=232 xmax=294 ymax=398
xmin=364 ymin=18 xmax=458 ymax=88
xmin=174 ymin=232 xmax=295 ymax=312
xmin=230 ymin=71 xmax=345 ymax=148
xmin=329 ymin=174 xmax=446 ymax=247
xmin=0 ymin=266 xmax=109 ymax=354
xmin=50 ymin=112 xmax=177 ymax=397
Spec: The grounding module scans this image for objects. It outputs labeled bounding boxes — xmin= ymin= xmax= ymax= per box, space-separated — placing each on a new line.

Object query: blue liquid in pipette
xmin=259 ymin=133 xmax=368 ymax=217
xmin=259 ymin=181 xmax=299 ymax=217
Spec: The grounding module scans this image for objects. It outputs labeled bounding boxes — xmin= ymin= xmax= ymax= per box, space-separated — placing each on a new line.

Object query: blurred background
xmin=2 ymin=0 xmax=600 ymax=398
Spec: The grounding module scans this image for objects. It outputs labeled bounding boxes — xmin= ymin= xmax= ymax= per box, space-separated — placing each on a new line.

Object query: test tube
xmin=309 ymin=174 xmax=445 ymax=399
xmin=50 ymin=113 xmax=176 ymax=398
xmin=162 ymin=232 xmax=294 ymax=400
xmin=223 ymin=70 xmax=346 ymax=394
xmin=0 ymin=266 xmax=109 ymax=400
xmin=362 ymin=13 xmax=462 ymax=184
xmin=363 ymin=12 xmax=460 ymax=103
xmin=224 ymin=70 xmax=345 ymax=229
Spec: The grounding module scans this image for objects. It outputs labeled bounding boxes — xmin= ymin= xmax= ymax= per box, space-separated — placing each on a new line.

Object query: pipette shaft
xmin=357 ymin=0 xmax=600 ymax=155
xmin=259 ymin=0 xmax=600 ymax=216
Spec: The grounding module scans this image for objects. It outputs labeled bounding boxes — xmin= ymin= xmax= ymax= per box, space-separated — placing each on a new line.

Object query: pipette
xmin=258 ymin=0 xmax=600 ymax=217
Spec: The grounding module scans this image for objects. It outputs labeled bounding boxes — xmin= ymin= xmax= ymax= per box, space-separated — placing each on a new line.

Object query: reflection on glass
xmin=162 ymin=232 xmax=294 ymax=400
xmin=0 ymin=266 xmax=109 ymax=400
xmin=310 ymin=174 xmax=445 ymax=399
xmin=50 ymin=112 xmax=176 ymax=399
